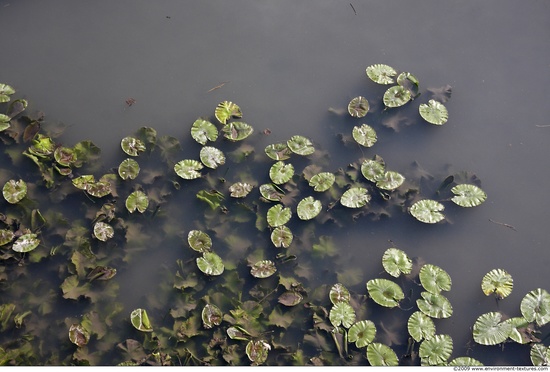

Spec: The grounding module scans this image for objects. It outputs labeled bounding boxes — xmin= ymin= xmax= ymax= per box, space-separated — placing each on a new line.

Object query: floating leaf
xmin=352 ymin=124 xmax=377 ymax=147
xmin=297 ymin=196 xmax=322 ymax=221
xmin=0 ymin=114 xmax=10 ymax=131
xmin=451 ymin=184 xmax=487 ymax=207
xmin=223 ymin=121 xmax=254 ymax=141
xmin=329 ymin=283 xmax=350 ymax=305
xmin=408 ymin=311 xmax=436 ymax=342
xmin=269 ymin=161 xmax=294 ymax=185
xmin=366 ymin=343 xmax=399 ymax=366
xmin=409 ymin=199 xmax=445 ymax=224
xmin=200 ymin=146 xmax=226 ymax=169
xmin=202 ymin=304 xmax=222 ymax=329
xmin=7 ymin=98 xmax=28 ymax=118
xmin=246 ymin=340 xmax=270 ymax=365
xmin=93 ymin=222 xmax=114 ymax=242
xmin=383 ymin=85 xmax=411 ymax=108
xmin=251 ymin=260 xmax=277 ymax=278
xmin=54 ymin=146 xmax=77 ymax=167
xmin=0 ymin=229 xmax=15 ymax=246
xmin=348 ymin=96 xmax=370 ymax=118
xmin=118 ymin=158 xmax=140 ymax=180
xmin=259 ymin=183 xmax=284 ymax=202
xmin=340 ymin=187 xmax=370 ymax=208
xmin=191 ymin=118 xmax=218 ymax=145
xmin=12 ymin=233 xmax=40 ymax=253
xmin=382 ymin=247 xmax=412 ymax=277
xmin=419 ymin=334 xmax=453 ymax=365
xmin=174 ymin=159 xmax=203 ymax=180
xmin=215 ymin=101 xmax=242 ymax=124
xmin=417 ymin=291 xmax=453 ymax=319
xmin=309 ymin=172 xmax=335 ymax=192
xmin=448 ymin=357 xmax=484 ymax=366
xmin=270 ymin=226 xmax=293 ymax=248
xmin=278 ymin=291 xmax=303 ymax=307
xmin=419 ymin=264 xmax=452 ymax=294
xmin=287 ymin=135 xmax=315 ymax=156
xmin=197 ymin=189 xmax=224 ymax=210
xmin=227 ymin=325 xmax=251 ymax=341
xmin=503 ymin=317 xmax=534 ymax=344
xmin=397 ymin=72 xmax=420 ymax=97
xmin=121 ymin=136 xmax=146 ymax=156
xmin=264 ymin=143 xmax=292 ymax=161
xmin=69 ymin=324 xmax=90 ymax=347
xmin=196 ymin=252 xmax=224 ymax=276
xmin=86 ymin=180 xmax=113 ymax=198
xmin=419 ymin=100 xmax=448 ymax=125
xmin=376 ymin=171 xmax=405 ymax=191
xmin=531 ymin=344 xmax=550 ymax=366
xmin=472 ymin=312 xmax=512 ymax=346
xmin=329 ymin=302 xmax=356 ymax=328
xmin=348 ymin=320 xmax=377 ymax=348
xmin=520 ymin=288 xmax=550 ymax=326
xmin=125 ymin=190 xmax=149 ymax=213
xmin=187 ymin=230 xmax=212 ymax=253
xmin=229 ymin=182 xmax=253 ymax=198
xmin=361 ymin=158 xmax=385 ymax=183
xmin=366 ymin=64 xmax=397 ymax=85
xmin=130 ymin=308 xmax=153 ymax=332
xmin=367 ymin=278 xmax=404 ymax=308
xmin=28 ymin=134 xmax=55 ymax=158
xmin=267 ymin=204 xmax=292 ymax=227
xmin=3 ymin=179 xmax=27 ymax=204
xmin=481 ymin=269 xmax=513 ymax=299
xmin=0 ymin=83 xmax=15 ymax=102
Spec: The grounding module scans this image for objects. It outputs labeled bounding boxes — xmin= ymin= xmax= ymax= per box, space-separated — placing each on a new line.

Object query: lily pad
xmin=222 ymin=121 xmax=254 ymax=141
xmin=197 ymin=189 xmax=224 ymax=210
xmin=202 ymin=304 xmax=222 ymax=329
xmin=269 ymin=161 xmax=294 ymax=185
xmin=348 ymin=320 xmax=377 ymax=348
xmin=54 ymin=146 xmax=77 ymax=167
xmin=0 ymin=83 xmax=15 ymax=102
xmin=409 ymin=199 xmax=445 ymax=224
xmin=0 ymin=229 xmax=15 ymax=246
xmin=366 ymin=64 xmax=397 ymax=85
xmin=308 ymin=172 xmax=335 ymax=192
xmin=86 ymin=180 xmax=113 ymax=198
xmin=12 ymin=233 xmax=40 ymax=253
xmin=397 ymin=72 xmax=420 ymax=97
xmin=361 ymin=157 xmax=386 ymax=183
xmin=0 ymin=114 xmax=10 ymax=131
xmin=329 ymin=302 xmax=356 ymax=328
xmin=200 ymin=146 xmax=226 ymax=169
xmin=267 ymin=204 xmax=292 ymax=227
xmin=296 ymin=196 xmax=322 ymax=221
xmin=408 ymin=311 xmax=436 ymax=342
xmin=69 ymin=324 xmax=90 ymax=347
xmin=367 ymin=278 xmax=404 ymax=308
xmin=451 ymin=184 xmax=487 ymax=207
xmin=28 ymin=134 xmax=55 ymax=158
xmin=264 ymin=143 xmax=292 ymax=161
xmin=259 ymin=183 xmax=284 ymax=202
xmin=419 ymin=264 xmax=452 ymax=294
xmin=503 ymin=317 xmax=535 ymax=344
xmin=196 ymin=252 xmax=224 ymax=276
xmin=191 ymin=118 xmax=218 ymax=145
xmin=382 ymin=247 xmax=412 ymax=278
xmin=130 ymin=308 xmax=153 ymax=332
xmin=448 ymin=357 xmax=484 ymax=366
xmin=481 ymin=269 xmax=513 ymax=299
xmin=347 ymin=96 xmax=370 ymax=118
xmin=227 ymin=325 xmax=251 ymax=341
xmin=125 ymin=190 xmax=149 ymax=213
xmin=417 ymin=291 xmax=453 ymax=319
xmin=419 ymin=100 xmax=448 ymax=125
xmin=121 ymin=136 xmax=146 ymax=156
xmin=287 ymin=135 xmax=315 ymax=156
xmin=531 ymin=344 xmax=550 ymax=366
xmin=118 ymin=158 xmax=140 ymax=180
xmin=187 ymin=230 xmax=212 ymax=253
xmin=270 ymin=226 xmax=293 ymax=248
xmin=214 ymin=101 xmax=242 ymax=124
xmin=383 ymin=85 xmax=411 ymax=108
xmin=520 ymin=288 xmax=550 ymax=326
xmin=472 ymin=312 xmax=512 ymax=346
xmin=229 ymin=182 xmax=253 ymax=198
xmin=376 ymin=171 xmax=405 ymax=191
xmin=3 ymin=179 xmax=27 ymax=204
xmin=246 ymin=339 xmax=270 ymax=365
xmin=329 ymin=283 xmax=351 ymax=305
xmin=250 ymin=260 xmax=277 ymax=278
xmin=419 ymin=334 xmax=453 ymax=366
xmin=340 ymin=187 xmax=370 ymax=208
xmin=352 ymin=124 xmax=377 ymax=147
xmin=174 ymin=159 xmax=204 ymax=180
xmin=366 ymin=343 xmax=399 ymax=366
xmin=93 ymin=222 xmax=114 ymax=242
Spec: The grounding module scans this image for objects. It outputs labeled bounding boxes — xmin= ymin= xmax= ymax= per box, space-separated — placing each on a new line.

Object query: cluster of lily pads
xmin=0 ymin=71 xmax=545 ymax=367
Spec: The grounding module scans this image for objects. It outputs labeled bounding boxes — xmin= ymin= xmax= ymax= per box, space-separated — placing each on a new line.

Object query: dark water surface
xmin=1 ymin=0 xmax=549 ymax=366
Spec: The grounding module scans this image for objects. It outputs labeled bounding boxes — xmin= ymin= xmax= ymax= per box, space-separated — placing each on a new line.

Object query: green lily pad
xmin=397 ymin=72 xmax=420 ymax=97
xmin=72 ymin=174 xmax=97 ymax=191
xmin=250 ymin=260 xmax=277 ymax=278
xmin=419 ymin=100 xmax=448 ymax=125
xmin=259 ymin=183 xmax=284 ymax=202
xmin=93 ymin=222 xmax=114 ymax=242
xmin=520 ymin=288 xmax=550 ymax=327
xmin=409 ymin=199 xmax=445 ymax=224
xmin=329 ymin=302 xmax=356 ymax=328
xmin=227 ymin=325 xmax=252 ymax=341
xmin=352 ymin=124 xmax=377 ymax=147
xmin=383 ymin=85 xmax=411 ymax=108
xmin=531 ymin=344 xmax=550 ymax=366
xmin=0 ymin=114 xmax=10 ymax=131
xmin=202 ymin=304 xmax=222 ymax=329
xmin=130 ymin=308 xmax=153 ymax=332
xmin=448 ymin=357 xmax=484 ymax=366
xmin=125 ymin=190 xmax=149 ymax=213
xmin=174 ymin=159 xmax=204 ymax=180
xmin=408 ymin=311 xmax=436 ymax=342
xmin=417 ymin=291 xmax=453 ymax=319
xmin=287 ymin=135 xmax=315 ymax=156
xmin=86 ymin=180 xmax=113 ymax=198
xmin=503 ymin=317 xmax=536 ymax=344
xmin=0 ymin=83 xmax=15 ymax=102
xmin=197 ymin=189 xmax=224 ymax=210
xmin=214 ymin=101 xmax=242 ymax=124
xmin=0 ymin=229 xmax=15 ymax=246
xmin=222 ymin=121 xmax=254 ymax=141
xmin=481 ymin=269 xmax=513 ymax=299
xmin=308 ymin=172 xmax=335 ymax=192
xmin=196 ymin=252 xmax=224 ymax=276
xmin=367 ymin=278 xmax=404 ymax=308
xmin=191 ymin=118 xmax=218 ymax=145
xmin=54 ymin=146 xmax=77 ymax=167
xmin=376 ymin=171 xmax=405 ymax=191
xmin=419 ymin=264 xmax=452 ymax=294
xmin=361 ymin=158 xmax=385 ymax=183
xmin=366 ymin=64 xmax=397 ymax=85
xmin=229 ymin=182 xmax=253 ymax=198
xmin=329 ymin=283 xmax=351 ymax=305
xmin=296 ymin=196 xmax=322 ymax=221
xmin=264 ymin=143 xmax=292 ymax=161
xmin=200 ymin=146 xmax=226 ymax=169
xmin=246 ymin=339 xmax=270 ymax=365
xmin=267 ymin=204 xmax=292 ymax=227
xmin=348 ymin=96 xmax=370 ymax=118
xmin=366 ymin=343 xmax=399 ymax=366
xmin=12 ymin=233 xmax=40 ymax=253
xmin=340 ymin=187 xmax=370 ymax=208
xmin=451 ymin=184 xmax=487 ymax=207
xmin=121 ymin=136 xmax=146 ymax=156
xmin=382 ymin=247 xmax=412 ymax=277
xmin=3 ymin=179 xmax=27 ymax=204
xmin=118 ymin=158 xmax=140 ymax=180
xmin=270 ymin=226 xmax=293 ymax=248
xmin=472 ymin=312 xmax=512 ymax=346
xmin=187 ymin=230 xmax=212 ymax=253
xmin=69 ymin=324 xmax=90 ymax=347
xmin=269 ymin=161 xmax=294 ymax=184
xmin=28 ymin=134 xmax=56 ymax=158
xmin=419 ymin=334 xmax=453 ymax=365
xmin=348 ymin=320 xmax=377 ymax=348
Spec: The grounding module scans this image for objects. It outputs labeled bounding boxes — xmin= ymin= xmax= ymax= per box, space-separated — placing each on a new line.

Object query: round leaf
xmin=118 ymin=158 xmax=140 ymax=180
xmin=0 ymin=229 xmax=15 ymax=246
xmin=451 ymin=184 xmax=487 ymax=207
xmin=259 ymin=183 xmax=284 ymax=202
xmin=130 ymin=308 xmax=153 ymax=332
xmin=200 ymin=146 xmax=226 ymax=169
xmin=229 ymin=182 xmax=253 ymax=198
xmin=347 ymin=96 xmax=370 ymax=118
xmin=174 ymin=159 xmax=203 ymax=180
xmin=382 ymin=247 xmax=412 ymax=277
xmin=408 ymin=311 xmax=436 ymax=342
xmin=419 ymin=334 xmax=453 ymax=365
xmin=3 ymin=179 xmax=27 ymax=204
xmin=503 ymin=317 xmax=531 ymax=344
xmin=472 ymin=312 xmax=512 ymax=346
xmin=264 ymin=143 xmax=292 ymax=161
xmin=250 ymin=260 xmax=277 ymax=278
xmin=215 ymin=101 xmax=242 ymax=124
xmin=383 ymin=85 xmax=411 ymax=108
xmin=196 ymin=252 xmax=224 ymax=276
xmin=397 ymin=72 xmax=420 ymax=97
xmin=376 ymin=171 xmax=405 ymax=191
xmin=54 ymin=146 xmax=77 ymax=167
xmin=329 ymin=283 xmax=350 ymax=305
xmin=531 ymin=344 xmax=550 ymax=366
xmin=419 ymin=264 xmax=452 ymax=293
xmin=269 ymin=161 xmax=294 ymax=185
xmin=416 ymin=291 xmax=453 ymax=319
xmin=28 ymin=134 xmax=55 ymax=157
xmin=125 ymin=190 xmax=149 ymax=213
xmin=348 ymin=320 xmax=376 ymax=348
xmin=267 ymin=204 xmax=292 ymax=227
xmin=287 ymin=135 xmax=315 ymax=156
xmin=367 ymin=278 xmax=404 ymax=308
xmin=188 ymin=230 xmax=212 ymax=253
xmin=361 ymin=158 xmax=385 ymax=183
xmin=366 ymin=343 xmax=399 ymax=366
xmin=366 ymin=64 xmax=397 ymax=85
xmin=352 ymin=124 xmax=377 ymax=147
xmin=329 ymin=302 xmax=356 ymax=328
xmin=222 ymin=121 xmax=254 ymax=141
xmin=0 ymin=83 xmax=15 ymax=102
xmin=520 ymin=288 xmax=550 ymax=326
xmin=481 ymin=268 xmax=513 ymax=299
xmin=86 ymin=181 xmax=113 ymax=198
xmin=297 ymin=196 xmax=322 ymax=221
xmin=409 ymin=199 xmax=445 ymax=224
xmin=69 ymin=324 xmax=90 ymax=347
xmin=191 ymin=118 xmax=218 ymax=145
xmin=448 ymin=357 xmax=484 ymax=366
xmin=121 ymin=136 xmax=146 ymax=156
xmin=245 ymin=340 xmax=270 ymax=365
xmin=419 ymin=99 xmax=448 ymax=125
xmin=93 ymin=222 xmax=114 ymax=242
xmin=309 ymin=172 xmax=335 ymax=192
xmin=0 ymin=114 xmax=10 ymax=131
xmin=12 ymin=233 xmax=40 ymax=253
xmin=202 ymin=304 xmax=222 ymax=329
xmin=270 ymin=226 xmax=293 ymax=248
xmin=340 ymin=187 xmax=370 ymax=208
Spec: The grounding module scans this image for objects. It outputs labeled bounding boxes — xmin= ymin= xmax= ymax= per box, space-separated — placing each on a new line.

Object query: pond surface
xmin=0 ymin=0 xmax=549 ymax=366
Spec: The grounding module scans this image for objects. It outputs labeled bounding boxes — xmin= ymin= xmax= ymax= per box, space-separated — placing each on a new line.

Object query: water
xmin=0 ymin=0 xmax=549 ymax=366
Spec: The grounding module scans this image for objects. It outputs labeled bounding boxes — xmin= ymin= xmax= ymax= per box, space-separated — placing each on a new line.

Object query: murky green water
xmin=0 ymin=0 xmax=549 ymax=366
